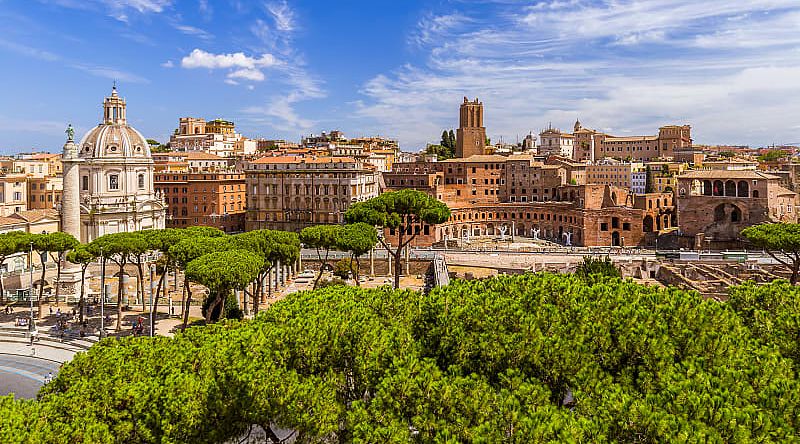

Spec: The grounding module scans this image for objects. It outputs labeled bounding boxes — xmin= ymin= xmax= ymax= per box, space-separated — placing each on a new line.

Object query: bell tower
xmin=456 ymin=97 xmax=487 ymax=158
xmin=103 ymin=84 xmax=127 ymax=125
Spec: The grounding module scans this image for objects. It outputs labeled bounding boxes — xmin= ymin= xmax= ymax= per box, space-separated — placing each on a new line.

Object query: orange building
xmin=154 ymin=171 xmax=246 ymax=233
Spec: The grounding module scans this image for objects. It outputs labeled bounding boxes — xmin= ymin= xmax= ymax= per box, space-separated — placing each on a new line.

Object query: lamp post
xmin=28 ymin=241 xmax=34 ymax=334
xmin=149 ymin=263 xmax=155 ymax=336
xmin=99 ymin=248 xmax=106 ymax=339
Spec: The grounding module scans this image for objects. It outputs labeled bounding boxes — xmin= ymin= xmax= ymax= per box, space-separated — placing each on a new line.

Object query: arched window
xmin=753 ymin=190 xmax=760 ymax=198
xmin=731 ymin=206 xmax=742 ymax=223
xmin=725 ymin=180 xmax=736 ymax=196
xmin=643 ymin=215 xmax=653 ymax=232
xmin=703 ymin=180 xmax=713 ymax=196
xmin=737 ymin=181 xmax=749 ymax=197
xmin=713 ymin=180 xmax=724 ymax=196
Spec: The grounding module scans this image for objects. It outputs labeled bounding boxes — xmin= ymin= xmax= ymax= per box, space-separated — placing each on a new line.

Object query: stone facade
xmin=676 ymin=170 xmax=797 ymax=248
xmin=155 ymin=171 xmax=246 ymax=233
xmin=455 ymin=97 xmax=486 ymax=158
xmin=245 ymin=156 xmax=379 ymax=232
xmin=67 ymin=87 xmax=166 ymax=242
xmin=565 ymin=121 xmax=692 ymax=162
xmin=384 ymin=153 xmax=647 ymax=247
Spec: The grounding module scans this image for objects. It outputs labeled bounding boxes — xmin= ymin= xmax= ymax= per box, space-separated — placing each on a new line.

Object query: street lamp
xmin=28 ymin=241 xmax=34 ymax=336
xmin=99 ymin=248 xmax=106 ymax=339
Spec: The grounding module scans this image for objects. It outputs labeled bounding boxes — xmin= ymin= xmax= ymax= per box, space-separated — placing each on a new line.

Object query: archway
xmin=713 ymin=180 xmax=723 ymax=196
xmin=737 ymin=181 xmax=749 ymax=197
xmin=725 ymin=180 xmax=736 ymax=197
xmin=643 ymin=215 xmax=653 ymax=232
xmin=703 ymin=180 xmax=713 ymax=196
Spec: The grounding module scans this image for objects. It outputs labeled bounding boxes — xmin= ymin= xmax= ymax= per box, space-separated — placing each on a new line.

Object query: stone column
xmin=61 ymin=139 xmax=83 ymax=241
xmin=369 ymin=248 xmax=375 ymax=277
xmin=405 ymin=245 xmax=410 ymax=276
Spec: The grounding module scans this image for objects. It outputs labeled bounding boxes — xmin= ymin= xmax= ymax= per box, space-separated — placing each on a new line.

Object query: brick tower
xmin=456 ymin=97 xmax=486 ymax=158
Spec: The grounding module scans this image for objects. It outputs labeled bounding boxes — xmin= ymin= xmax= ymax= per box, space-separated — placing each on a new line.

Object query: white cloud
xmin=161 ymin=60 xmax=174 ymax=68
xmin=173 ymin=24 xmax=212 ymax=39
xmin=181 ymin=48 xmax=277 ymax=70
xmin=266 ymin=1 xmax=294 ymax=32
xmin=229 ymin=68 xmax=265 ymax=81
xmin=356 ymin=1 xmax=800 ymax=149
xmin=181 ymin=48 xmax=278 ymax=82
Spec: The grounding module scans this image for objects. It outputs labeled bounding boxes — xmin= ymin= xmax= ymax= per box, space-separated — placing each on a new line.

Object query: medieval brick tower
xmin=456 ymin=97 xmax=486 ymax=158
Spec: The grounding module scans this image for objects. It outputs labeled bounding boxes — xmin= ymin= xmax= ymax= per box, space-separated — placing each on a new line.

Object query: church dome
xmin=77 ymin=86 xmax=152 ymax=159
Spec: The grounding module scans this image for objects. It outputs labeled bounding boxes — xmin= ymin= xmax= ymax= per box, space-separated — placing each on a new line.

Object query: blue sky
xmin=1 ymin=0 xmax=799 ymax=153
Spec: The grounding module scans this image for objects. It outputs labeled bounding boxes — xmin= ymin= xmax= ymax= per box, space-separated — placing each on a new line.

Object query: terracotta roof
xmin=604 ymin=136 xmax=658 ymax=142
xmin=251 ymin=156 xmax=358 ymax=165
xmin=184 ymin=151 xmax=224 ymax=160
xmin=0 ymin=216 xmax=23 ymax=227
xmin=678 ymin=170 xmax=780 ymax=180
xmin=774 ymin=185 xmax=796 ymax=196
xmin=9 ymin=209 xmax=59 ymax=223
xmin=27 ymin=153 xmax=60 ymax=160
xmin=440 ymin=154 xmax=508 ymax=163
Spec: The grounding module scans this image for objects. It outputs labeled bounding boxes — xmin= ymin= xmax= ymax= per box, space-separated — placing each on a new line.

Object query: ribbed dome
xmin=78 ymin=124 xmax=151 ymax=159
xmin=77 ymin=86 xmax=152 ymax=159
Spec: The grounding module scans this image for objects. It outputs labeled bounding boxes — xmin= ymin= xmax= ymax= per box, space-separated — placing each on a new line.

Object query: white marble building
xmin=63 ymin=86 xmax=166 ymax=242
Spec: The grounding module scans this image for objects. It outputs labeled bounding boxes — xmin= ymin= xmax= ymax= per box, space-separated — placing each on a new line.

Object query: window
xmin=109 ymin=174 xmax=119 ymax=190
xmin=600 ymin=222 xmax=609 ymax=231
xmin=138 ymin=174 xmax=145 ymax=189
xmin=82 ymin=176 xmax=89 ymax=191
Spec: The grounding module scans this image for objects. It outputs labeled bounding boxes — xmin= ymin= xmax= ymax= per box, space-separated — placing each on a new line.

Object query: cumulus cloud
xmin=181 ymin=48 xmax=278 ymax=82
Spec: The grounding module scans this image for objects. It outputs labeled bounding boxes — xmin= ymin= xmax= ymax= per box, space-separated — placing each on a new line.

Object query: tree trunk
xmin=204 ymin=291 xmax=224 ymax=323
xmin=53 ymin=257 xmax=62 ymax=307
xmin=393 ymin=248 xmax=402 ymax=289
xmin=352 ymin=253 xmax=361 ymax=286
xmin=37 ymin=260 xmax=46 ymax=318
xmin=0 ymin=258 xmax=5 ymax=305
xmin=78 ymin=267 xmax=86 ymax=324
xmin=151 ymin=272 xmax=165 ymax=336
xmin=116 ymin=264 xmax=125 ymax=332
xmin=136 ymin=260 xmax=146 ymax=312
xmin=181 ymin=280 xmax=192 ymax=330
xmin=179 ymin=272 xmax=186 ymax=320
xmin=253 ymin=275 xmax=263 ymax=316
xmin=791 ymin=263 xmax=799 ymax=285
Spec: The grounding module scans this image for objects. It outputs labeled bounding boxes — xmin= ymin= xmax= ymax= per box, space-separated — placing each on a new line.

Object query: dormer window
xmin=109 ymin=145 xmax=118 ymax=152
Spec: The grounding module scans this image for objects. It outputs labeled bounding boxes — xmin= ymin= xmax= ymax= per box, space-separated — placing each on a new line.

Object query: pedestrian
xmin=44 ymin=372 xmax=53 ymax=384
xmin=49 ymin=306 xmax=53 ymax=315
xmin=56 ymin=308 xmax=61 ymax=317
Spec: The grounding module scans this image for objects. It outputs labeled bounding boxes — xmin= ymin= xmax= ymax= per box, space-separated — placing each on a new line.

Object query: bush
xmin=574 ymin=255 xmax=620 ymax=282
xmin=333 ymin=258 xmax=354 ymax=279
xmin=317 ymin=277 xmax=348 ymax=288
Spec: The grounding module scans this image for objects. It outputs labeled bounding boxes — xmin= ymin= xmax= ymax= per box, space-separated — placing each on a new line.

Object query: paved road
xmin=0 ymin=353 xmax=59 ymax=399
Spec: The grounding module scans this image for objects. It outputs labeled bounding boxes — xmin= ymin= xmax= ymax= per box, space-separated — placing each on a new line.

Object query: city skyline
xmin=1 ymin=0 xmax=799 ymax=153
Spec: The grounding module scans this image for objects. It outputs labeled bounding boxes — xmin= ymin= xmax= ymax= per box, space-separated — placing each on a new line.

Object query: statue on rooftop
xmin=65 ymin=124 xmax=75 ymax=142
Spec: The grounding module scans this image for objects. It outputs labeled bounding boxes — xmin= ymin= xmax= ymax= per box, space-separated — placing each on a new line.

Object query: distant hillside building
xmin=169 ymin=117 xmax=256 ymax=157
